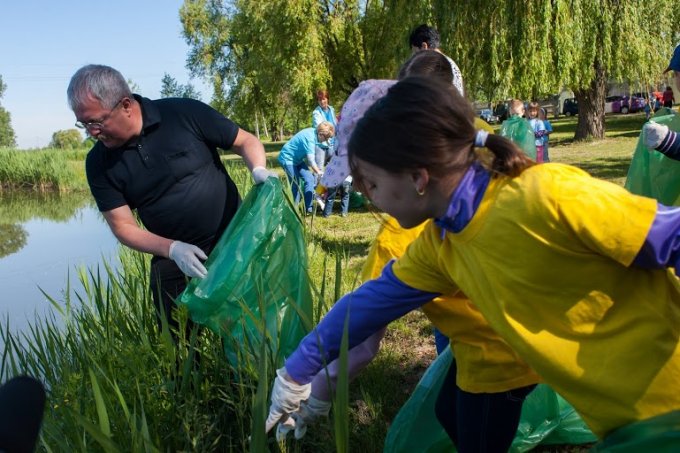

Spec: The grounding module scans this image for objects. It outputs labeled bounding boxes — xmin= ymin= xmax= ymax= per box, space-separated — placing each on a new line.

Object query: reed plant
xmin=0 ymin=148 xmax=86 ymax=192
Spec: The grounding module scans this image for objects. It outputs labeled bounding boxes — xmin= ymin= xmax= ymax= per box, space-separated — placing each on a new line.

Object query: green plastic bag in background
xmin=383 ymin=348 xmax=596 ymax=452
xmin=624 ymin=111 xmax=680 ymax=206
xmin=177 ymin=178 xmax=313 ymax=368
xmin=499 ymin=116 xmax=537 ymax=160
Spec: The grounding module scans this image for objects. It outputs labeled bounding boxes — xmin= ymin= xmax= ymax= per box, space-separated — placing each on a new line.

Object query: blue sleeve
xmin=656 ymin=130 xmax=680 ymax=161
xmin=284 ymin=261 xmax=441 ymax=383
xmin=631 ymin=203 xmax=680 ymax=277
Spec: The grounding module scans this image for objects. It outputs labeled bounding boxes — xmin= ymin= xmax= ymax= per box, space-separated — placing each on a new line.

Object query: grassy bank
xmin=0 ymin=147 xmax=89 ymax=192
xmin=0 ymin=113 xmax=646 ymax=451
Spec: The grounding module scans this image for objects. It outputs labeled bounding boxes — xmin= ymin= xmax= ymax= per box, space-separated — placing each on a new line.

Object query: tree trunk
xmin=263 ymin=119 xmax=270 ymax=140
xmin=254 ymin=109 xmax=260 ymax=139
xmin=574 ymin=61 xmax=607 ymax=141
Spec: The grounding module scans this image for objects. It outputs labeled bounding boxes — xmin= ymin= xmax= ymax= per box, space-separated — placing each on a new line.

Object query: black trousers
xmin=149 ymin=257 xmax=197 ymax=338
xmin=434 ymin=359 xmax=536 ymax=453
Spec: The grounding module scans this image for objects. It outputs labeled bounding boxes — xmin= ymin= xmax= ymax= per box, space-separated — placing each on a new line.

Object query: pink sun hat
xmin=321 ymin=79 xmax=396 ymax=188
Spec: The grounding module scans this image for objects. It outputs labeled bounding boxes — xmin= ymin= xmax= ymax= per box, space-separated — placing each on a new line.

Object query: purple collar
xmin=434 ymin=162 xmax=491 ymax=235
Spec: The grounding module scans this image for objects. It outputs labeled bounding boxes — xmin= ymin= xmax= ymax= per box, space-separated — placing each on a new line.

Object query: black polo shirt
xmin=85 ymin=95 xmax=241 ymax=255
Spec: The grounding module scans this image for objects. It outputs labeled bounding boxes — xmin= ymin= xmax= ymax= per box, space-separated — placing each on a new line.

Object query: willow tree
xmin=181 ymin=0 xmax=330 ymax=137
xmin=318 ymin=0 xmax=426 ymax=97
xmin=436 ymin=0 xmax=678 ymax=140
xmin=181 ymin=0 xmax=435 ymax=129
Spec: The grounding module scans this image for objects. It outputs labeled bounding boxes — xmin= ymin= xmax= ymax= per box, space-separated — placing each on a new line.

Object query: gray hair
xmin=67 ymin=64 xmax=132 ymax=111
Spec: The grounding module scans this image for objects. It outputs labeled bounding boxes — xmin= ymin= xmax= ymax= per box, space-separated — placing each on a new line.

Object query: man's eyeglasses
xmin=75 ymin=98 xmax=124 ymax=131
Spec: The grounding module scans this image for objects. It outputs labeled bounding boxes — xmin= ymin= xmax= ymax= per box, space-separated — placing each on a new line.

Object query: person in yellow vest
xmin=268 ymin=75 xmax=680 ymax=449
xmin=273 ymin=52 xmax=540 ymax=452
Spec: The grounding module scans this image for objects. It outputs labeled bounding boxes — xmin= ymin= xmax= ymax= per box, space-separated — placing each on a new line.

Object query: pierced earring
xmin=416 ymin=187 xmax=425 ymax=196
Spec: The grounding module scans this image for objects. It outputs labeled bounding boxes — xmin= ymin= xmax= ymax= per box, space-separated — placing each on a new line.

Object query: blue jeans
xmin=281 ymin=162 xmax=316 ymax=212
xmin=435 ymin=358 xmax=536 ymax=452
xmin=323 ymin=179 xmax=351 ymax=216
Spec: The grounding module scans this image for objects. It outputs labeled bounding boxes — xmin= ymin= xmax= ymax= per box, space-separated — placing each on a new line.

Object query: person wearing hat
xmin=643 ymin=44 xmax=680 ymax=159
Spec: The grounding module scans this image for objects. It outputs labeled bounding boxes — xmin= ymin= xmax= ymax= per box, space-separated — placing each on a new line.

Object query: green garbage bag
xmin=177 ymin=178 xmax=313 ymax=368
xmin=542 ymin=392 xmax=598 ymax=446
xmin=383 ymin=348 xmax=595 ymax=452
xmin=624 ymin=112 xmax=680 ymax=206
xmin=499 ymin=116 xmax=537 ymax=160
xmin=349 ymin=190 xmax=366 ymax=209
xmin=383 ymin=349 xmax=455 ymax=453
xmin=590 ymin=410 xmax=680 ymax=452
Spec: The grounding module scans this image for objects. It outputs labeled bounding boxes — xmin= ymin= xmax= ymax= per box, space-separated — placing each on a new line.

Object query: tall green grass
xmin=0 ymin=148 xmax=86 ymax=192
xmin=1 ymin=248 xmax=264 ymax=451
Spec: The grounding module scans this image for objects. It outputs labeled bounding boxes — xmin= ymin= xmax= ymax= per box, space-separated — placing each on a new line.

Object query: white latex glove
xmin=290 ymin=395 xmax=332 ymax=439
xmin=168 ymin=240 xmax=208 ymax=279
xmin=643 ymin=122 xmax=670 ymax=150
xmin=265 ymin=368 xmax=311 ymax=435
xmin=251 ymin=166 xmax=279 ymax=184
xmin=275 ymin=416 xmax=297 ymax=442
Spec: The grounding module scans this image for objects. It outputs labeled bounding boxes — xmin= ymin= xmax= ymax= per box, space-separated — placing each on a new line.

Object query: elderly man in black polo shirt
xmin=67 ymin=64 xmax=276 ymax=333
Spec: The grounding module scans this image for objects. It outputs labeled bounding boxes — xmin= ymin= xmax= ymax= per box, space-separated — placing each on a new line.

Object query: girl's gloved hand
xmin=265 ymin=368 xmax=311 ymax=435
xmin=290 ymin=395 xmax=332 ymax=439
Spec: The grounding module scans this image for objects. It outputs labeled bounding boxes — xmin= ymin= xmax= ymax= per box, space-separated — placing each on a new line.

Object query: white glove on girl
xmin=265 ymin=368 xmax=311 ymax=435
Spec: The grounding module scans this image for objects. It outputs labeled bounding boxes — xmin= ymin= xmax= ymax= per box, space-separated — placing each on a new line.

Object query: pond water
xmin=0 ymin=191 xmax=120 ymax=338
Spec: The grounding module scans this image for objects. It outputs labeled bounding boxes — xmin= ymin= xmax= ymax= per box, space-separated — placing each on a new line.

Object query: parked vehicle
xmin=493 ymin=102 xmax=509 ymax=122
xmin=477 ymin=108 xmax=500 ymax=124
xmin=627 ymin=96 xmax=646 ymax=113
xmin=562 ymin=98 xmax=578 ymax=116
xmin=605 ymin=95 xmax=646 ymax=114
xmin=605 ymin=95 xmax=625 ymax=114
xmin=631 ymin=92 xmax=662 ymax=112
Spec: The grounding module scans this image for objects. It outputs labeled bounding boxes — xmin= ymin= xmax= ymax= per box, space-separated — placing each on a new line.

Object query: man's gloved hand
xmin=290 ymin=395 xmax=332 ymax=439
xmin=168 ymin=240 xmax=208 ymax=279
xmin=252 ymin=166 xmax=279 ymax=184
xmin=643 ymin=122 xmax=670 ymax=150
xmin=265 ymin=368 xmax=311 ymax=435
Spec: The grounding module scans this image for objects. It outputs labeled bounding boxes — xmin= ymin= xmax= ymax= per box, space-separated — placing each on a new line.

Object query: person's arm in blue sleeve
xmin=285 ymin=261 xmax=440 ymax=384
xmin=632 ymin=204 xmax=680 ymax=276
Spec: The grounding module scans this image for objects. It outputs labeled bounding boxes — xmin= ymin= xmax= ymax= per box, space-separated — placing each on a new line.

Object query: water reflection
xmin=0 ymin=224 xmax=27 ymax=258
xmin=0 ymin=191 xmax=120 ymax=337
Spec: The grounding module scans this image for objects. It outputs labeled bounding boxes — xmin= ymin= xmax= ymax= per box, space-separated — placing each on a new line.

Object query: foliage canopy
xmin=50 ymin=129 xmax=84 ymax=150
xmin=179 ymin=0 xmax=680 ymax=140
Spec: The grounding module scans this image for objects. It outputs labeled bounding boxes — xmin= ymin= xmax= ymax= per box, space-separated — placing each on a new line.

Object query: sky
xmin=0 ymin=0 xmax=210 ymax=149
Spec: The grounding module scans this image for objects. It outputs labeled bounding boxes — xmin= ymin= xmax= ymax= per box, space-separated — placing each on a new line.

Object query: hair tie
xmin=474 ymin=130 xmax=489 ymax=148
